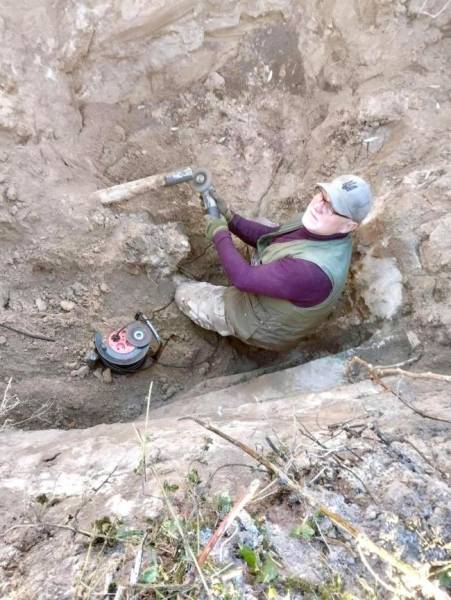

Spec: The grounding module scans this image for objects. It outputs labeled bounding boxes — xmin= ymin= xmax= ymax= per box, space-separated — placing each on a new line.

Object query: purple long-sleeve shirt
xmin=212 ymin=214 xmax=348 ymax=307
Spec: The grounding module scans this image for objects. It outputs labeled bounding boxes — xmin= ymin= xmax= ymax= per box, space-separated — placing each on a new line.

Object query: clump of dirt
xmin=1 ymin=0 xmax=451 ymax=429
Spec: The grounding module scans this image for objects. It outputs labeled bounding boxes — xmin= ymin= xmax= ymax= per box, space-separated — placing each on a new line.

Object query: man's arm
xmin=213 ymin=230 xmax=331 ymax=306
xmin=228 ymin=214 xmax=278 ymax=247
xmin=211 ymin=190 xmax=278 ymax=246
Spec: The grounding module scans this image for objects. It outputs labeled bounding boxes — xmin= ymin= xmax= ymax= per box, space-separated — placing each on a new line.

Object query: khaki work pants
xmin=174 ymin=282 xmax=234 ymax=337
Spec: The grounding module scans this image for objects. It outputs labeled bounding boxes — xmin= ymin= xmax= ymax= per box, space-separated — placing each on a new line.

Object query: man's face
xmin=301 ymin=190 xmax=358 ymax=235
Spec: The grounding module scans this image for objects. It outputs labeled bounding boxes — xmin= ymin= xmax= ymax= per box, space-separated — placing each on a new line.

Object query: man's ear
xmin=340 ymin=219 xmax=359 ymax=233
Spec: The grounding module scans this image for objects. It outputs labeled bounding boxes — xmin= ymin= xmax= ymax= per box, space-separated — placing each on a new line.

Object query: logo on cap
xmin=342 ymin=180 xmax=358 ymax=192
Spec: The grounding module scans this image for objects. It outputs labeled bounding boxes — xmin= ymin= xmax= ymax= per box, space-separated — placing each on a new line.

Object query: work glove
xmin=210 ymin=188 xmax=234 ymax=223
xmin=204 ymin=214 xmax=228 ymax=242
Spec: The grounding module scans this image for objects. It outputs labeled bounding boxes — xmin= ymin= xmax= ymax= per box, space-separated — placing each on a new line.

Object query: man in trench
xmin=175 ymin=175 xmax=373 ymax=351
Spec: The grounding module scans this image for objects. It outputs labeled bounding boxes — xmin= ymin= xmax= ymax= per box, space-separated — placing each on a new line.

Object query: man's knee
xmin=174 ymin=281 xmax=232 ymax=336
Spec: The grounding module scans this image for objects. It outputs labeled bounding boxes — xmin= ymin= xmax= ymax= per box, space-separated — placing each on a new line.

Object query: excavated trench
xmin=1 ymin=1 xmax=451 ymax=431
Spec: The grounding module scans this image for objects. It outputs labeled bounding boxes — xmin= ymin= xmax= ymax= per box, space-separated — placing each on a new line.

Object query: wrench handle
xmin=207 ymin=205 xmax=220 ymax=218
xmin=201 ymin=190 xmax=220 ymax=218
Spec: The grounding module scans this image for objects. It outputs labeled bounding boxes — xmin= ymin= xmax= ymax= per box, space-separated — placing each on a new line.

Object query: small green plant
xmin=239 ymin=545 xmax=261 ymax=574
xmin=290 ymin=519 xmax=316 ymax=540
xmin=216 ymin=490 xmax=233 ymax=516
xmin=139 ymin=563 xmax=159 ymax=584
xmin=163 ymin=481 xmax=179 ymax=493
xmin=439 ymin=566 xmax=451 ymax=589
xmin=34 ymin=493 xmax=60 ymax=507
xmin=91 ymin=516 xmax=119 ymax=546
xmin=186 ymin=468 xmax=201 ymax=486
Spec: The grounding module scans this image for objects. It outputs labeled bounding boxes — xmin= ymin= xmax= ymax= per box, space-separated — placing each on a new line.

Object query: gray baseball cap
xmin=317 ymin=174 xmax=373 ymax=222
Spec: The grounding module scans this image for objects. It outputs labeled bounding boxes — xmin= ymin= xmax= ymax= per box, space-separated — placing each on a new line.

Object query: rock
xmin=403 ymin=167 xmax=446 ymax=189
xmin=237 ymin=509 xmax=262 ymax=549
xmin=60 ymin=300 xmax=75 ymax=312
xmin=93 ymin=367 xmax=103 ymax=380
xmin=243 ymin=588 xmax=259 ymax=600
xmin=71 ymin=282 xmax=87 ymax=297
xmin=70 ymin=365 xmax=90 ymax=378
xmin=120 ymin=221 xmax=191 ymax=277
xmin=102 ymin=368 xmax=112 ymax=384
xmin=64 ymin=288 xmax=76 ymax=301
xmin=198 ymin=362 xmax=210 ymax=376
xmin=0 ymin=336 xmax=6 ymax=345
xmin=357 ymin=193 xmax=387 ymax=247
xmin=419 ymin=215 xmax=451 ymax=273
xmin=162 ymin=384 xmax=178 ymax=399
xmin=84 ymin=350 xmax=99 ymax=368
xmin=365 ymin=508 xmax=378 ymax=520
xmin=35 ymin=297 xmax=47 ymax=312
xmin=99 ymin=282 xmax=110 ymax=293
xmin=406 ymin=330 xmax=421 ymax=351
xmin=5 ymin=185 xmax=17 ymax=202
xmin=205 ymin=71 xmax=225 ymax=90
xmin=356 ymin=254 xmax=403 ymax=319
xmin=359 ymin=91 xmax=409 ymax=124
xmin=382 ymin=481 xmax=418 ymax=518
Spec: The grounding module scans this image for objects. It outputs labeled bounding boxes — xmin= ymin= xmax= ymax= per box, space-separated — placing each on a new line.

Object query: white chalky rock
xmin=35 ymin=297 xmax=47 ymax=312
xmin=60 ymin=300 xmax=75 ymax=312
xmin=357 ymin=254 xmax=403 ymax=320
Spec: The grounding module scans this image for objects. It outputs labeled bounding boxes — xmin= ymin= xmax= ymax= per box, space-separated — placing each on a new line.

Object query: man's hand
xmin=204 ymin=214 xmax=228 ymax=241
xmin=210 ymin=189 xmax=234 ymax=223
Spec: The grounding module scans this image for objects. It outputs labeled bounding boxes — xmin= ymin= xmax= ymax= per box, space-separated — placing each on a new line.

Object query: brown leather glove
xmin=210 ymin=188 xmax=234 ymax=223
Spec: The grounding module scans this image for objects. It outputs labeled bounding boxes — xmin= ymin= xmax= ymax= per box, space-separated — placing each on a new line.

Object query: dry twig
xmin=196 ymin=479 xmax=260 ymax=567
xmin=347 ymin=356 xmax=451 ymax=425
xmin=296 ymin=421 xmax=376 ymax=502
xmin=129 ymin=531 xmax=150 ymax=585
xmin=132 ymin=380 xmax=153 ymax=485
xmin=1 ymin=378 xmax=17 ymax=425
xmin=1 ymin=378 xmax=54 ymax=430
xmin=70 ymin=465 xmax=119 ymax=529
xmin=419 ymin=0 xmax=451 ymax=18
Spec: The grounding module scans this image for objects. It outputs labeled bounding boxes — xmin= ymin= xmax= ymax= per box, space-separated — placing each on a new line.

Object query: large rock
xmin=420 ymin=215 xmax=451 ymax=273
xmin=358 ymin=90 xmax=409 ymax=124
xmin=356 ymin=254 xmax=403 ymax=320
xmin=356 ymin=192 xmax=388 ymax=247
xmin=101 ymin=218 xmax=191 ymax=278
